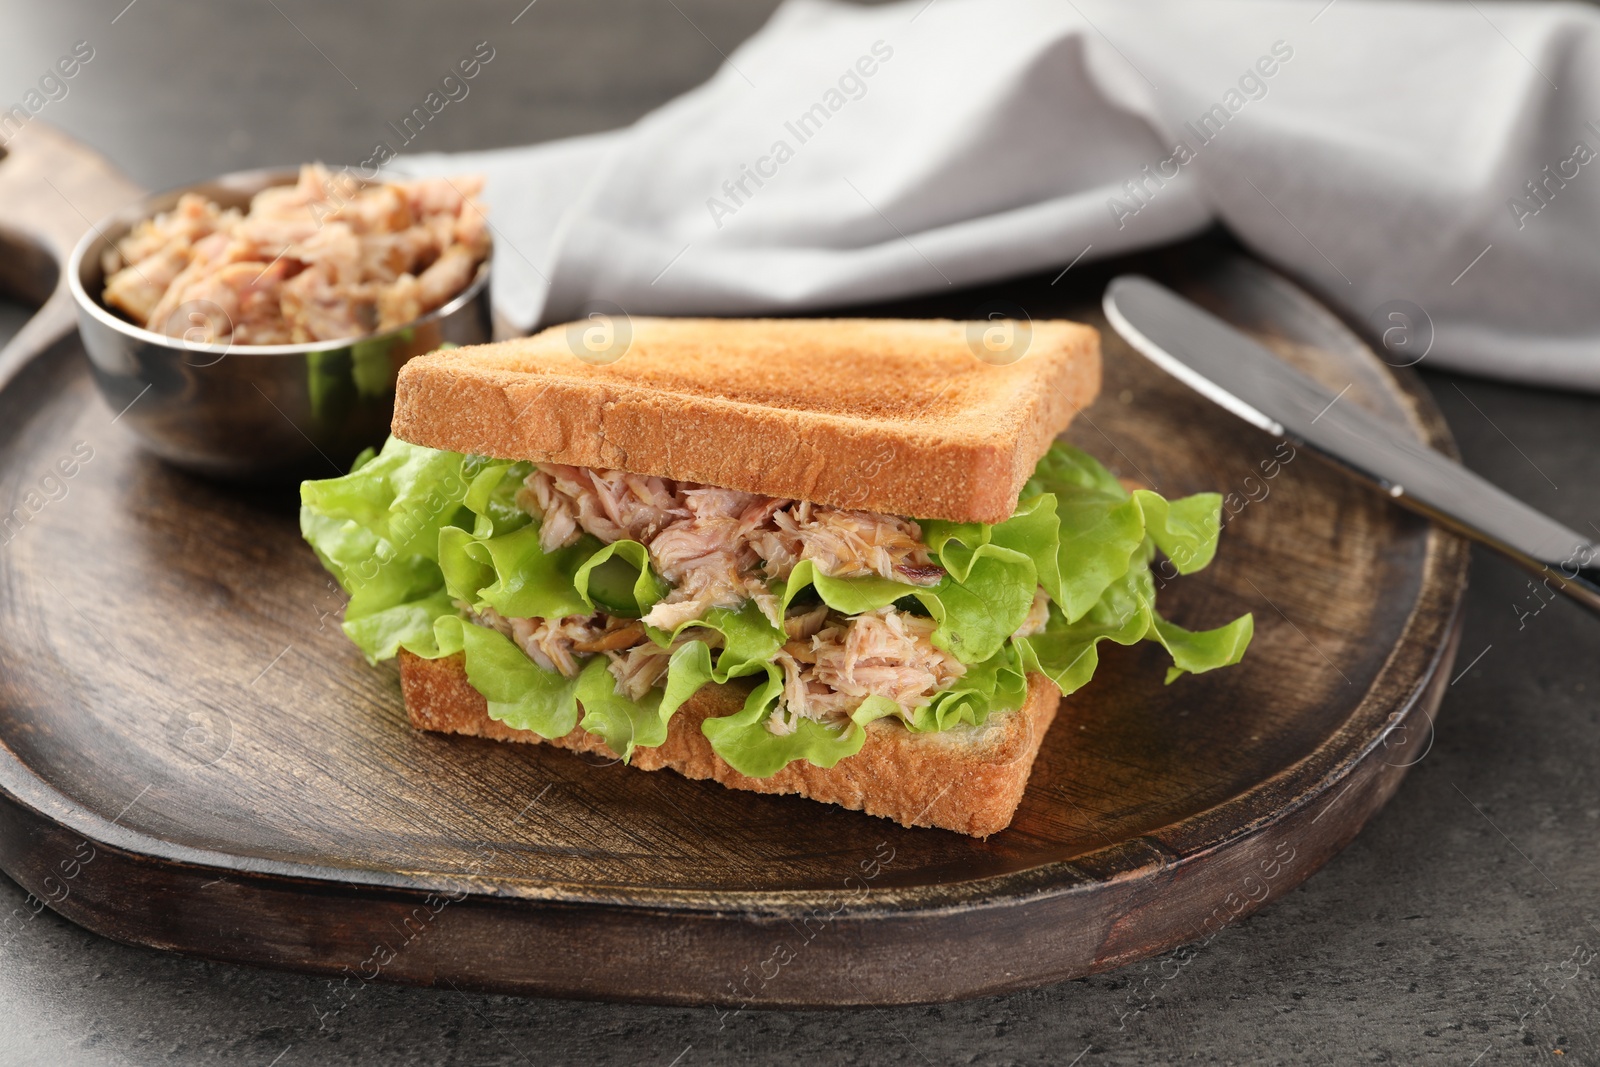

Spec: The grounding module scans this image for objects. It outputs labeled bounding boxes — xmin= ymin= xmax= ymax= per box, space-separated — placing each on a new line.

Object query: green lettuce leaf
xmin=1016 ymin=564 xmax=1155 ymax=695
xmin=472 ymin=525 xmax=595 ymax=621
xmin=431 ymin=615 xmax=582 ymax=737
xmin=1150 ymin=610 xmax=1255 ymax=683
xmin=652 ymin=599 xmax=784 ymax=671
xmin=300 ymin=435 xmax=468 ymax=566
xmin=773 ymin=530 xmax=1039 ymax=667
xmin=341 ymin=564 xmax=456 ymax=663
xmin=777 ymin=559 xmax=909 ymax=616
xmin=577 ymin=600 xmax=786 ymax=765
xmin=575 ymin=657 xmax=664 ymax=758
xmin=1025 ymin=440 xmax=1129 ymax=498
xmin=436 ymin=525 xmax=494 ymax=606
xmin=699 ymin=673 xmax=887 ymax=778
xmin=1133 ymin=489 xmax=1223 ymax=576
xmin=1020 ymin=446 xmax=1145 ymax=623
xmin=575 ymin=540 xmax=668 ymax=617
xmin=698 ymin=638 xmax=1035 ymax=777
xmin=461 ymin=457 xmax=534 ymax=539
xmin=905 ymin=638 xmax=1031 ymax=732
xmin=1017 ymin=556 xmax=1254 ymax=693
xmin=917 ymin=494 xmax=1048 ymax=661
xmin=300 ymin=436 xmax=475 ymax=663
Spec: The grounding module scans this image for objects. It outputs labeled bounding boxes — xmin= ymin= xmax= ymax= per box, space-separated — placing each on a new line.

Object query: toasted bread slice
xmin=400 ymin=650 xmax=1059 ymax=838
xmin=392 ymin=317 xmax=1100 ymax=524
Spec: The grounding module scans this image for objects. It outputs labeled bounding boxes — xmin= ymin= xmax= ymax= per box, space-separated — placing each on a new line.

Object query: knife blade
xmin=1102 ymin=274 xmax=1600 ymax=616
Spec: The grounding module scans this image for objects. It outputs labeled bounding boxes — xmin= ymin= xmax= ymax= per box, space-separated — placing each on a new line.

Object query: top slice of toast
xmin=391 ymin=317 xmax=1101 ymax=524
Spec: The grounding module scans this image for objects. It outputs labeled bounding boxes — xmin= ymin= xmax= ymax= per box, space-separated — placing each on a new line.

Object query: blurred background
xmin=1 ymin=2 xmax=1597 ymax=1065
xmin=0 ymin=1 xmax=788 ymax=190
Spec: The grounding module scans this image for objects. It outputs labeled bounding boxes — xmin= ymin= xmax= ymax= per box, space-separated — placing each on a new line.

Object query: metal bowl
xmin=68 ymin=167 xmax=492 ymax=481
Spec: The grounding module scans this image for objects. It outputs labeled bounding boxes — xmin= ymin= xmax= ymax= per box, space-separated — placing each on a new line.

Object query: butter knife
xmin=1103 ymin=274 xmax=1600 ymax=615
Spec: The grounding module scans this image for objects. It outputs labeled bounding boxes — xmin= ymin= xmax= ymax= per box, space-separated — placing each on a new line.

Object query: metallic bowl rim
xmin=66 ymin=165 xmax=492 ymax=357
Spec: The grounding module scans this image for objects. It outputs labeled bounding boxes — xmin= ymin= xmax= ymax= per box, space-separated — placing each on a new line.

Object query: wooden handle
xmin=0 ymin=122 xmax=142 ymax=387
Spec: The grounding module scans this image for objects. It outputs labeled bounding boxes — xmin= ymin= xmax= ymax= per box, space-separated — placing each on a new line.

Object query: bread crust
xmin=399 ymin=650 xmax=1059 ymax=838
xmin=391 ymin=317 xmax=1100 ymax=524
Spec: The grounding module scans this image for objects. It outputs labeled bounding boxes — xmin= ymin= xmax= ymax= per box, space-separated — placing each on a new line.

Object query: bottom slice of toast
xmin=399 ymin=651 xmax=1060 ymax=837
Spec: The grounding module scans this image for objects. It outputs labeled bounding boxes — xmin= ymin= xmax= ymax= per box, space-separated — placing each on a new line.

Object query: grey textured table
xmin=1 ymin=2 xmax=1596 ymax=1064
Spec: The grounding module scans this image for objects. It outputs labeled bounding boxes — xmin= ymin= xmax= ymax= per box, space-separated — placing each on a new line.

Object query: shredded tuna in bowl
xmin=100 ymin=163 xmax=490 ymax=346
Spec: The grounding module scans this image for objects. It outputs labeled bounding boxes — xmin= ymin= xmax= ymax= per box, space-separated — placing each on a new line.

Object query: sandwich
xmin=299 ymin=317 xmax=1253 ymax=837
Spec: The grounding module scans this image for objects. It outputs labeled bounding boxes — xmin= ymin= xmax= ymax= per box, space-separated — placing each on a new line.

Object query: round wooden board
xmin=0 ymin=236 xmax=1467 ymax=1007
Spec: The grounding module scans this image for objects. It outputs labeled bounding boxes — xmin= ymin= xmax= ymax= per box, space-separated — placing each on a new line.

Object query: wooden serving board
xmin=0 ymin=128 xmax=1466 ymax=1008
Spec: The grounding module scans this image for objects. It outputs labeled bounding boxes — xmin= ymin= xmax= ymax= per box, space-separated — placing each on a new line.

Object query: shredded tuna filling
xmin=451 ymin=467 xmax=972 ymax=735
xmin=463 ymin=466 xmax=971 ymax=733
xmin=516 ymin=463 xmax=944 ymax=631
xmin=468 ymin=602 xmax=959 ymax=732
xmin=769 ymin=604 xmax=967 ymax=734
xmin=464 ymin=604 xmax=646 ymax=679
xmin=466 ymin=603 xmax=722 ymax=706
xmin=102 ymin=163 xmax=489 ymax=345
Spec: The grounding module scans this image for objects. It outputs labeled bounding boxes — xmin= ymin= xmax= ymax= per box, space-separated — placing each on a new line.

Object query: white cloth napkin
xmin=402 ymin=0 xmax=1600 ymax=391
